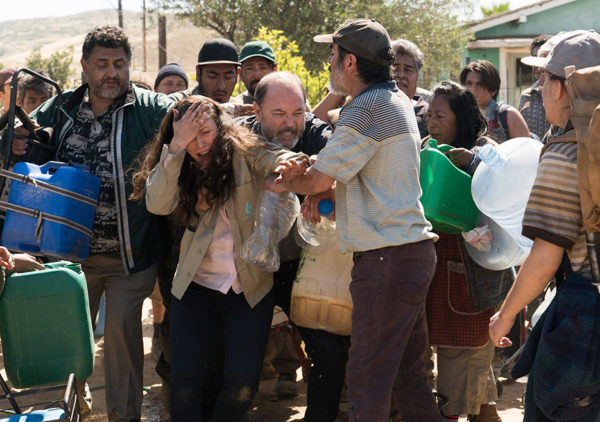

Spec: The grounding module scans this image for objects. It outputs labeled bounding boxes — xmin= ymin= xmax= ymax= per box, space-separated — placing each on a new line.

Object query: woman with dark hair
xmin=423 ymin=81 xmax=512 ymax=422
xmin=131 ymin=95 xmax=307 ymax=422
xmin=460 ymin=60 xmax=529 ymax=143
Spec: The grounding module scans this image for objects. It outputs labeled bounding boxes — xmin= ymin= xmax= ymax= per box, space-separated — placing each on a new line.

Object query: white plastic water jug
xmin=471 ymin=137 xmax=542 ymax=251
xmin=464 ymin=213 xmax=530 ymax=271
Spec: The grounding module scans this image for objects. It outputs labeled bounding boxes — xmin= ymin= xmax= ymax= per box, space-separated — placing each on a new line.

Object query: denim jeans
xmin=347 ymin=240 xmax=442 ymax=422
xmin=169 ymin=283 xmax=273 ymax=422
xmin=274 ymin=260 xmax=350 ymax=422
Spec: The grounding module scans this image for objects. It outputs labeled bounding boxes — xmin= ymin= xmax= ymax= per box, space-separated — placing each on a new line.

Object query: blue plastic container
xmin=0 ymin=408 xmax=65 ymax=422
xmin=1 ymin=161 xmax=100 ymax=260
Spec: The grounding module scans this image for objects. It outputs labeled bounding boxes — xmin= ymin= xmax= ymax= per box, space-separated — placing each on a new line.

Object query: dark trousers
xmin=274 ymin=260 xmax=350 ymax=422
xmin=170 ymin=283 xmax=273 ymax=422
xmin=347 ymin=240 xmax=442 ymax=422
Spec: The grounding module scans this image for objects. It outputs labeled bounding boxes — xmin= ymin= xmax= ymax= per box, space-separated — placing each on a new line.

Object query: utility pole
xmin=142 ymin=0 xmax=147 ymax=71
xmin=118 ymin=0 xmax=124 ymax=28
xmin=158 ymin=14 xmax=167 ymax=68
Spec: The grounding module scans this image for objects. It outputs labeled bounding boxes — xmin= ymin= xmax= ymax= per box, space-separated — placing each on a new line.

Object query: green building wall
xmin=475 ymin=0 xmax=600 ymax=39
xmin=463 ymin=48 xmax=500 ymax=69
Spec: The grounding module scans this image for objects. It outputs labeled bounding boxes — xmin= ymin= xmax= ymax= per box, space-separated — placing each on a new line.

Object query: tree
xmin=26 ymin=48 xmax=73 ymax=88
xmin=481 ymin=2 xmax=510 ymax=17
xmin=155 ymin=0 xmax=475 ymax=93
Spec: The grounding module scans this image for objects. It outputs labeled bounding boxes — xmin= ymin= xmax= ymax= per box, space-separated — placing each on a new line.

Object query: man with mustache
xmin=236 ymin=72 xmax=350 ymax=420
xmin=391 ymin=39 xmax=429 ymax=138
xmin=234 ymin=41 xmax=277 ymax=105
xmin=11 ymin=25 xmax=173 ymax=422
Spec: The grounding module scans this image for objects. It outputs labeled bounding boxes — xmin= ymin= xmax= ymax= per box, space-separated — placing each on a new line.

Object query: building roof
xmin=468 ymin=0 xmax=576 ymax=34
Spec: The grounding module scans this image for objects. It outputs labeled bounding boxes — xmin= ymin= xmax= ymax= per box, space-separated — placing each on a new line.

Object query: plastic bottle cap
xmin=318 ymin=199 xmax=334 ymax=215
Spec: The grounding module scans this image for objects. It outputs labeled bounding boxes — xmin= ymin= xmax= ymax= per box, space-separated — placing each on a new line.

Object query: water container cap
xmin=318 ymin=199 xmax=334 ymax=215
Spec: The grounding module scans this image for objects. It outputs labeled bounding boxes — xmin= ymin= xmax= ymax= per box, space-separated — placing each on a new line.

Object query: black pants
xmin=274 ymin=260 xmax=350 ymax=422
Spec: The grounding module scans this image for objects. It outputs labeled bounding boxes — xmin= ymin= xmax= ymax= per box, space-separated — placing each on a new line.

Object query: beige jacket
xmin=146 ymin=143 xmax=306 ymax=307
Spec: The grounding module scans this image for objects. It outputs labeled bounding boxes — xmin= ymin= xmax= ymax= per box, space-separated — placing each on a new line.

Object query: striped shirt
xmin=522 ymin=129 xmax=590 ymax=277
xmin=313 ymin=82 xmax=436 ymax=253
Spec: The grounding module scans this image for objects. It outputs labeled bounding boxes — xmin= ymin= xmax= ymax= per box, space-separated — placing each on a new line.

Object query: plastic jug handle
xmin=427 ymin=139 xmax=439 ymax=149
xmin=39 ymin=161 xmax=67 ymax=174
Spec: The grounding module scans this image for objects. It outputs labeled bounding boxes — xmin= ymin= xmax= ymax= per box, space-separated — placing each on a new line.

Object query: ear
xmin=196 ymin=66 xmax=202 ymax=83
xmin=80 ymin=57 xmax=88 ymax=74
xmin=345 ymin=53 xmax=359 ymax=76
xmin=554 ymin=78 xmax=566 ymax=100
xmin=253 ymin=102 xmax=261 ymax=123
xmin=274 ymin=65 xmax=278 ymax=71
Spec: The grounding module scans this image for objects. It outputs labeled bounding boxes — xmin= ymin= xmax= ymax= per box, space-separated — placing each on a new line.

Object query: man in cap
xmin=490 ymin=30 xmax=600 ymax=420
xmin=270 ymin=18 xmax=441 ymax=421
xmin=171 ymin=38 xmax=240 ymax=103
xmin=234 ymin=40 xmax=277 ymax=104
xmin=154 ymin=62 xmax=188 ymax=95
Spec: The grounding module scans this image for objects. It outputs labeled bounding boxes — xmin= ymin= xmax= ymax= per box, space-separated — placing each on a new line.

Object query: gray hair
xmin=391 ymin=39 xmax=424 ymax=71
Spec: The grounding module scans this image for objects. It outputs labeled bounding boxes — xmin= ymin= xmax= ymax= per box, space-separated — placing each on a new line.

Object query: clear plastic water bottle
xmin=240 ymin=190 xmax=300 ymax=272
xmin=471 ymin=137 xmax=542 ymax=251
xmin=295 ymin=199 xmax=337 ymax=254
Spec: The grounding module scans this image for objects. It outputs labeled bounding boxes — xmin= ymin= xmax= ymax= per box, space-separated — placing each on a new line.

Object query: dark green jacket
xmin=31 ymin=84 xmax=174 ymax=273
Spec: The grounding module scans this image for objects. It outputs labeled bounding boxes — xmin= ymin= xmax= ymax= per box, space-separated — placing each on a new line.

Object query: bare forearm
xmin=284 ymin=167 xmax=334 ymax=195
xmin=498 ymin=238 xmax=563 ymax=318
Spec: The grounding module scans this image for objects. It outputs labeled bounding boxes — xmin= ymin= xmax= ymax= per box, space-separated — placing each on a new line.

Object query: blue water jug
xmin=1 ymin=161 xmax=100 ymax=260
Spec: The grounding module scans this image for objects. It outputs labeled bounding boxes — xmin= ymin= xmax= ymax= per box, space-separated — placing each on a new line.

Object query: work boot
xmin=468 ymin=403 xmax=502 ymax=422
xmin=273 ymin=372 xmax=297 ymax=397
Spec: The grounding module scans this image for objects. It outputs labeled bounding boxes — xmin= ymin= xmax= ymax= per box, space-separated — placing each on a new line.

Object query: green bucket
xmin=0 ymin=261 xmax=94 ymax=388
xmin=419 ymin=139 xmax=479 ymax=234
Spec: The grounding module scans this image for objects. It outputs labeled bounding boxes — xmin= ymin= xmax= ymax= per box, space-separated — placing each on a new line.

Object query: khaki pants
xmin=436 ymin=341 xmax=498 ymax=416
xmin=84 ymin=252 xmax=157 ymax=422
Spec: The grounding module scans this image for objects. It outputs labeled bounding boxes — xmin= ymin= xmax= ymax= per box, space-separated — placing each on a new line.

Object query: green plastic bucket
xmin=419 ymin=139 xmax=479 ymax=234
xmin=0 ymin=261 xmax=94 ymax=388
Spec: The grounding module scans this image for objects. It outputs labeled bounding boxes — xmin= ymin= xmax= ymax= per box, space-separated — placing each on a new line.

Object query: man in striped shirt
xmin=270 ymin=18 xmax=440 ymax=422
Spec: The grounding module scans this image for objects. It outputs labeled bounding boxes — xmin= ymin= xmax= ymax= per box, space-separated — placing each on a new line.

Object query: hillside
xmin=0 ymin=9 xmax=216 ymax=88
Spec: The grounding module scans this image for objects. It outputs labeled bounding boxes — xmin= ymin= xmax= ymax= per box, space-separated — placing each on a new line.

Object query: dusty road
xmin=1 ymin=298 xmax=527 ymax=421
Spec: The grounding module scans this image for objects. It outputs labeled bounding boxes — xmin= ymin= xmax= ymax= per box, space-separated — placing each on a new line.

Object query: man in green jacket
xmin=12 ymin=25 xmax=173 ymax=422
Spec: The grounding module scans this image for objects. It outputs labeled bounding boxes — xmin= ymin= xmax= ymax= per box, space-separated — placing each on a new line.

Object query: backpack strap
xmin=498 ymin=103 xmax=511 ymax=140
xmin=554 ymin=251 xmax=573 ymax=289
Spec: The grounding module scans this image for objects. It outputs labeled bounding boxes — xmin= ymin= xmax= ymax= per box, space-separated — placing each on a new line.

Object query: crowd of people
xmin=0 ymin=16 xmax=599 ymax=422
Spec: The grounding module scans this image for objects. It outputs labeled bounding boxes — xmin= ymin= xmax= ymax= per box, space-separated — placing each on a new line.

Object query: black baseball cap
xmin=197 ymin=38 xmax=241 ymax=66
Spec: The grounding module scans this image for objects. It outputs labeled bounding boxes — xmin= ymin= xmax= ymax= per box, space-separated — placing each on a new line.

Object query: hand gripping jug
xmin=291 ymin=200 xmax=353 ymax=336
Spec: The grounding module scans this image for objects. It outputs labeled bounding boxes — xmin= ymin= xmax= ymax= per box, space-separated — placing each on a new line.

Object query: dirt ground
xmin=0 ymin=298 xmax=527 ymax=421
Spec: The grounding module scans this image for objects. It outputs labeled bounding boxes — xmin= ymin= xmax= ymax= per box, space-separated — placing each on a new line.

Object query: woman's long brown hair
xmin=130 ymin=95 xmax=272 ymax=226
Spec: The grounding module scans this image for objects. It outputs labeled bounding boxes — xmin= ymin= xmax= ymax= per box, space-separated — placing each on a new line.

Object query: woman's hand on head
xmin=444 ymin=148 xmax=473 ymax=170
xmin=169 ymin=101 xmax=209 ymax=154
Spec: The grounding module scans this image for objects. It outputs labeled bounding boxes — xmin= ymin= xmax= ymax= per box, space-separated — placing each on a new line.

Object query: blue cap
xmin=318 ymin=199 xmax=334 ymax=215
